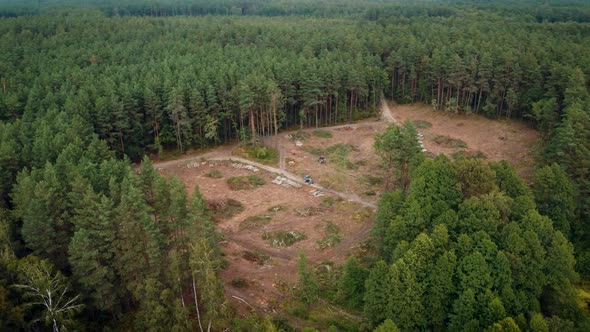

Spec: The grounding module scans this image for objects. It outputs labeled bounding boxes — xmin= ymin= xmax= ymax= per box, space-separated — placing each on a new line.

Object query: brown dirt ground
xmin=153 ymin=100 xmax=540 ymax=319
xmin=388 ymin=102 xmax=540 ymax=179
xmin=156 ymin=161 xmax=373 ymax=316
xmin=272 ymin=121 xmax=389 ymax=205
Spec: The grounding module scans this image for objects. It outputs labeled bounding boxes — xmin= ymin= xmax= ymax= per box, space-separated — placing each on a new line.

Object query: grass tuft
xmin=231 ymin=278 xmax=249 ymax=288
xmin=207 ymin=198 xmax=244 ymax=220
xmin=268 ymin=204 xmax=288 ymax=212
xmin=263 ymin=230 xmax=306 ymax=247
xmin=432 ymin=135 xmax=467 ymax=149
xmin=234 ymin=145 xmax=279 ymax=165
xmin=203 ymin=169 xmax=223 ymax=178
xmin=305 ymin=143 xmax=358 ymax=170
xmin=240 ymin=213 xmax=275 ymax=230
xmin=317 ymin=222 xmax=342 ymax=249
xmin=451 ymin=149 xmax=487 ymax=160
xmin=313 ymin=130 xmax=333 ymax=139
xmin=290 ymin=130 xmax=310 ymax=142
xmin=242 ymin=251 xmax=269 ymax=265
xmin=227 ymin=175 xmax=265 ymax=190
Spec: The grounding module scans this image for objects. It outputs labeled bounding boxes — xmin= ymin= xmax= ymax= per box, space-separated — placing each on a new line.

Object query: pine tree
xmin=425 ymin=250 xmax=456 ymax=330
xmin=374 ymin=319 xmax=400 ymax=332
xmin=68 ymin=189 xmax=118 ymax=312
xmin=374 ymin=190 xmax=405 ymax=257
xmin=533 ymin=164 xmax=576 ymax=236
xmin=484 ymin=317 xmax=521 ymax=332
xmin=449 ymin=289 xmax=479 ymax=332
xmin=374 ymin=121 xmax=423 ymax=191
xmin=364 ymin=261 xmax=389 ymax=324
xmin=457 ymin=251 xmax=493 ymax=294
xmin=336 ymin=257 xmax=368 ymax=310
xmin=15 ymin=257 xmax=83 ymax=332
xmin=114 ymin=178 xmax=164 ymax=299
xmin=296 ymin=252 xmax=319 ymax=305
xmin=189 ymin=238 xmax=225 ymax=332
xmin=387 ymin=259 xmax=424 ymax=331
xmin=529 ymin=313 xmax=549 ymax=332
xmin=455 ymin=158 xmax=498 ymax=198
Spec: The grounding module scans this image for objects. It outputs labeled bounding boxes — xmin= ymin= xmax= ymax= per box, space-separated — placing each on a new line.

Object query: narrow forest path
xmin=380 ymin=98 xmax=398 ymax=124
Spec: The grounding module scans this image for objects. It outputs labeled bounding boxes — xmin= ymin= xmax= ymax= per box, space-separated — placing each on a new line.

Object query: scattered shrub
xmin=353 ymin=208 xmax=374 ymax=224
xmin=291 ymin=303 xmax=310 ymax=319
xmin=320 ymin=196 xmax=342 ymax=210
xmin=305 ymin=143 xmax=358 ymax=169
xmin=290 ymin=130 xmax=310 ymax=142
xmin=231 ymin=278 xmax=249 ymax=288
xmin=398 ymin=95 xmax=414 ymax=104
xmin=327 ymin=144 xmax=359 ymax=170
xmin=268 ymin=205 xmax=288 ymax=212
xmin=263 ymin=231 xmax=306 ymax=247
xmin=295 ymin=206 xmax=322 ymax=217
xmin=321 ymin=173 xmax=347 ymax=191
xmin=247 ymin=146 xmax=279 ymax=163
xmin=317 ymin=222 xmax=342 ymax=249
xmin=360 ymin=174 xmax=383 ymax=187
xmin=240 ymin=213 xmax=274 ymax=230
xmin=432 ymin=135 xmax=467 ymax=149
xmin=242 ymin=251 xmax=269 ymax=265
xmin=452 ymin=149 xmax=487 ymax=160
xmin=227 ymin=175 xmax=266 ymax=190
xmin=326 ymin=143 xmax=357 ymax=155
xmin=234 ymin=145 xmax=279 ymax=165
xmin=203 ymin=169 xmax=223 ymax=178
xmin=207 ymin=198 xmax=245 ymax=220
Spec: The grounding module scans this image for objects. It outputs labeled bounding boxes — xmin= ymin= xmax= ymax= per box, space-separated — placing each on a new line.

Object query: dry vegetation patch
xmin=233 ymin=145 xmax=280 ymax=165
xmin=317 ymin=221 xmax=342 ymax=250
xmin=230 ymin=278 xmax=249 ymax=288
xmin=432 ymin=134 xmax=468 ymax=149
xmin=452 ymin=149 xmax=487 ymax=160
xmin=207 ymin=198 xmax=245 ymax=221
xmin=203 ymin=169 xmax=223 ymax=178
xmin=313 ymin=129 xmax=333 ymax=138
xmin=388 ymin=101 xmax=539 ymax=178
xmin=268 ymin=205 xmax=288 ymax=212
xmin=262 ymin=230 xmax=307 ymax=247
xmin=305 ymin=143 xmax=359 ymax=170
xmin=242 ymin=251 xmax=269 ymax=265
xmin=227 ymin=175 xmax=266 ymax=190
xmin=239 ymin=213 xmax=275 ymax=231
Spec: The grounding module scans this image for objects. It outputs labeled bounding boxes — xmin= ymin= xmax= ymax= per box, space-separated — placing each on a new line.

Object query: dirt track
xmin=154 ymin=99 xmax=395 ymax=209
xmin=152 ymin=99 xmax=539 ymax=317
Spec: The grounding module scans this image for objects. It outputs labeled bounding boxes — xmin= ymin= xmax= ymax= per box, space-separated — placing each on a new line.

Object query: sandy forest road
xmin=380 ymin=98 xmax=397 ymax=124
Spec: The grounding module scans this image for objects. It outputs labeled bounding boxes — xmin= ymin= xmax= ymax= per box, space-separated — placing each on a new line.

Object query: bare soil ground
xmin=155 ymin=160 xmax=373 ymax=316
xmin=388 ymin=102 xmax=540 ymax=179
xmin=270 ymin=121 xmax=389 ymax=205
xmin=152 ymin=100 xmax=540 ymax=320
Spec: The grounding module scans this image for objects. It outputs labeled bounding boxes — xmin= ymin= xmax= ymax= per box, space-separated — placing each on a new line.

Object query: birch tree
xmin=15 ymin=258 xmax=82 ymax=332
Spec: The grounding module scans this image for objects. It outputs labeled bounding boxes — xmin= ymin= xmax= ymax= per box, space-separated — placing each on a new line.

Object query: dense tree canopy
xmin=367 ymin=156 xmax=588 ymax=331
xmin=1 ymin=0 xmax=590 ymax=330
